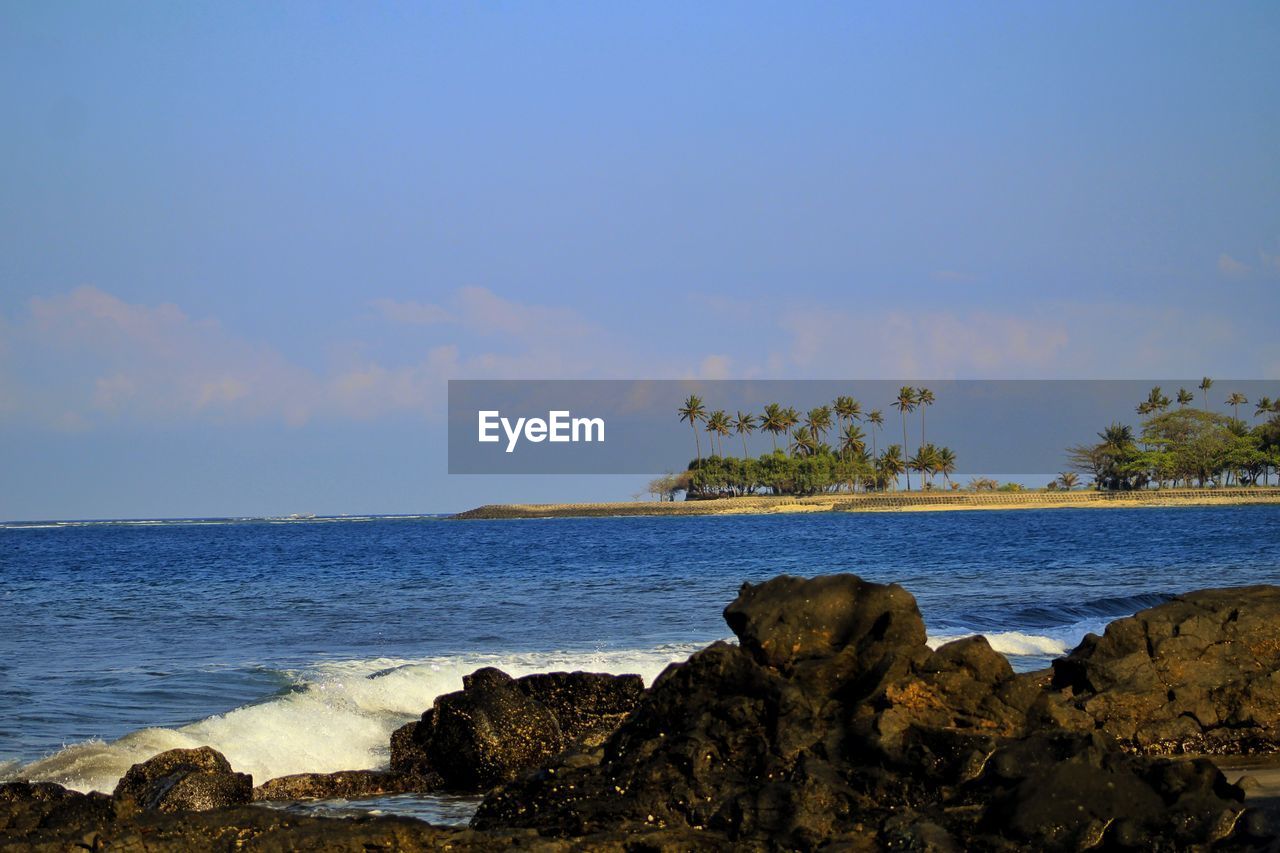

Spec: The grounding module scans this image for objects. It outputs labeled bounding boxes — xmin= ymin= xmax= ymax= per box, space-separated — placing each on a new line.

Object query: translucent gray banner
xmin=447 ymin=380 xmax=1278 ymax=475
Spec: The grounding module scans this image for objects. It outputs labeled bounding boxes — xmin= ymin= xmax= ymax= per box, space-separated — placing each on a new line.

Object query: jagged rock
xmin=0 ymin=782 xmax=113 ymax=836
xmin=398 ymin=667 xmax=644 ymax=792
xmin=967 ymin=730 xmax=1248 ymax=849
xmin=111 ymin=746 xmax=252 ymax=815
xmin=475 ymin=574 xmax=1267 ymax=850
xmin=390 ymin=714 xmax=434 ymax=775
xmin=252 ymin=768 xmax=441 ymax=801
xmin=516 ymin=671 xmax=644 ymax=747
xmin=427 ymin=668 xmax=565 ymax=790
xmin=1049 ymin=585 xmax=1280 ymax=754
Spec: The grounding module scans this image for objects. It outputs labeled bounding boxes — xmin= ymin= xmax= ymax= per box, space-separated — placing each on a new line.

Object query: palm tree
xmin=1199 ymin=377 xmax=1213 ymax=412
xmin=706 ymin=410 xmax=730 ymax=457
xmin=678 ymin=395 xmax=707 ymax=462
xmin=893 ymin=386 xmax=918 ymax=490
xmin=1256 ymin=397 xmax=1275 ymax=420
xmin=910 ymin=444 xmax=939 ymax=488
xmin=1227 ymin=392 xmax=1248 ymax=422
xmin=789 ymin=427 xmax=816 ymax=457
xmin=815 ymin=405 xmax=834 ymax=443
xmin=880 ymin=444 xmax=905 ymax=491
xmin=1138 ymin=386 xmax=1170 ymax=416
xmin=1058 ymin=471 xmax=1080 ymax=490
xmin=840 ymin=424 xmax=866 ymax=460
xmin=915 ymin=387 xmax=934 ymax=450
xmin=781 ymin=408 xmax=800 ymax=454
xmin=1177 ymin=387 xmax=1195 ymax=407
xmin=833 ymin=396 xmax=862 ymax=441
xmin=866 ymin=409 xmax=884 ymax=466
xmin=760 ymin=404 xmax=785 ymax=452
xmin=731 ymin=411 xmax=757 ymax=457
xmin=937 ymin=446 xmax=957 ymax=487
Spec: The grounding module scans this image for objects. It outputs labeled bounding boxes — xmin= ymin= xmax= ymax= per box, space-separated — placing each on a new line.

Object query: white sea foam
xmin=10 ymin=645 xmax=704 ymax=795
xmin=927 ymin=630 xmax=1069 ymax=657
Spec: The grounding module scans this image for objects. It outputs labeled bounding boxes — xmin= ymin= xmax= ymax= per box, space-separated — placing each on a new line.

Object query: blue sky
xmin=2 ymin=2 xmax=1278 ymax=519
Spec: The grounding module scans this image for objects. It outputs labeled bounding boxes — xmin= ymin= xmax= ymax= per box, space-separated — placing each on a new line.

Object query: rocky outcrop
xmin=1047 ymin=585 xmax=1280 ymax=755
xmin=474 ymin=574 xmax=1271 ymax=849
xmin=397 ymin=667 xmax=644 ymax=792
xmin=111 ymin=747 xmax=252 ymax=816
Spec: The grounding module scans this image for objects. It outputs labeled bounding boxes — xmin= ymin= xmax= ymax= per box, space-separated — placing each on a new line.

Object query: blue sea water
xmin=2 ymin=506 xmax=1279 ymax=814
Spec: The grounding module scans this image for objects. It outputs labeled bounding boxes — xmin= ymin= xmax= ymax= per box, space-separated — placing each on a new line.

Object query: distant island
xmin=457 ymin=379 xmax=1280 ymax=519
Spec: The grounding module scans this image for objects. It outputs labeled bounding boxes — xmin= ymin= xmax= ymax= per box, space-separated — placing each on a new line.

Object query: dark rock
xmin=0 ymin=782 xmax=112 ymax=835
xmin=252 ymin=768 xmax=442 ymax=801
xmin=397 ymin=669 xmax=644 ymax=793
xmin=723 ymin=573 xmax=928 ymax=676
xmin=475 ymin=574 xmax=1267 ymax=850
xmin=516 ymin=671 xmax=645 ymax=746
xmin=391 ymin=713 xmax=434 ymax=775
xmin=111 ymin=746 xmax=252 ymax=815
xmin=968 ymin=730 xmax=1247 ymax=849
xmin=427 ymin=669 xmax=565 ymax=790
xmin=1049 ymin=585 xmax=1280 ymax=753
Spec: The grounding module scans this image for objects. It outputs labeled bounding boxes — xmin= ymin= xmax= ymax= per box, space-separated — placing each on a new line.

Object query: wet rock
xmin=1049 ymin=585 xmax=1280 ymax=754
xmin=427 ymin=669 xmax=565 ymax=790
xmin=390 ymin=713 xmax=434 ymax=776
xmin=111 ymin=746 xmax=252 ymax=815
xmin=0 ymin=782 xmax=113 ymax=836
xmin=252 ymin=768 xmax=441 ymax=801
xmin=475 ymin=574 xmax=1267 ymax=850
xmin=516 ymin=671 xmax=644 ymax=746
xmin=396 ymin=668 xmax=645 ymax=793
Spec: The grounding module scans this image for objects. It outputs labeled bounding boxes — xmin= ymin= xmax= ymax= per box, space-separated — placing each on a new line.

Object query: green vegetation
xmin=675 ymin=389 xmax=958 ymax=497
xmin=1069 ymin=382 xmax=1280 ymax=490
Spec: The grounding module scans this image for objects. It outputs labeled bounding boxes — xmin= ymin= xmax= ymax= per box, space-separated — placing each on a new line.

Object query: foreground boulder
xmin=0 ymin=782 xmax=112 ymax=837
xmin=398 ymin=667 xmax=643 ymax=792
xmin=1048 ymin=585 xmax=1280 ymax=755
xmin=474 ymin=574 xmax=1270 ymax=849
xmin=111 ymin=747 xmax=252 ymax=816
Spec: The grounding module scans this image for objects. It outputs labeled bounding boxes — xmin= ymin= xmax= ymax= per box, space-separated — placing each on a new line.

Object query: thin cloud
xmin=1218 ymin=253 xmax=1250 ymax=276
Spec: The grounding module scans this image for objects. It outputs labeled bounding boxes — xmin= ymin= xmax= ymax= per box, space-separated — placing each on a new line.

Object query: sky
xmin=2 ymin=2 xmax=1278 ymax=520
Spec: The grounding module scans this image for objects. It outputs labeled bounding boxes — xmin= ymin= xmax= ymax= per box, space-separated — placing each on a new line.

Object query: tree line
xmin=660 ymin=387 xmax=959 ymax=498
xmin=1068 ymin=380 xmax=1280 ymax=490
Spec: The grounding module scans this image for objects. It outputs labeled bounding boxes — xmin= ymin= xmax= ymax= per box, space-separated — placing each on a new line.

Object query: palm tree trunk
xmin=691 ymin=423 xmax=701 ymax=463
xmin=901 ymin=414 xmax=911 ymax=490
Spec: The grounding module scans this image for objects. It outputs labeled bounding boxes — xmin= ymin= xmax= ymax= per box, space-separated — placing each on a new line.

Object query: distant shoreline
xmin=452 ymin=488 xmax=1280 ymax=519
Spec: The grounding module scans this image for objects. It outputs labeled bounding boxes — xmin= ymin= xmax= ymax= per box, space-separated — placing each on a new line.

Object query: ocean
xmin=2 ymin=506 xmax=1278 ymax=820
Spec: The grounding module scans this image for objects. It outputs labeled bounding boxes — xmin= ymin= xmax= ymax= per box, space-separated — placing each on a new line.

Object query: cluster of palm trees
xmin=1136 ymin=379 xmax=1278 ymax=420
xmin=677 ymin=387 xmax=957 ymax=495
xmin=1069 ymin=381 xmax=1280 ymax=490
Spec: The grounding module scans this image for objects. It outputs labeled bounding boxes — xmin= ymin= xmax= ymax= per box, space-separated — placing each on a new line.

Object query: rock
xmin=515 ymin=671 xmax=644 ymax=746
xmin=111 ymin=746 xmax=252 ymax=815
xmin=390 ymin=714 xmax=434 ymax=775
xmin=396 ymin=669 xmax=644 ymax=792
xmin=0 ymin=782 xmax=112 ymax=836
xmin=474 ymin=574 xmax=1267 ymax=850
xmin=1049 ymin=585 xmax=1280 ymax=753
xmin=968 ymin=730 xmax=1247 ymax=849
xmin=252 ymin=768 xmax=441 ymax=801
xmin=427 ymin=670 xmax=565 ymax=790
xmin=723 ymin=574 xmax=928 ymax=675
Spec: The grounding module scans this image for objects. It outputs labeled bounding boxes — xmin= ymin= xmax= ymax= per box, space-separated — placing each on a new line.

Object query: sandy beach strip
xmin=452 ymin=488 xmax=1280 ymax=519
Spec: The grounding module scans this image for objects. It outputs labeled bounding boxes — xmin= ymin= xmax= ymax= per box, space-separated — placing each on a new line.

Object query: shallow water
xmin=3 ymin=506 xmax=1278 ymax=806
